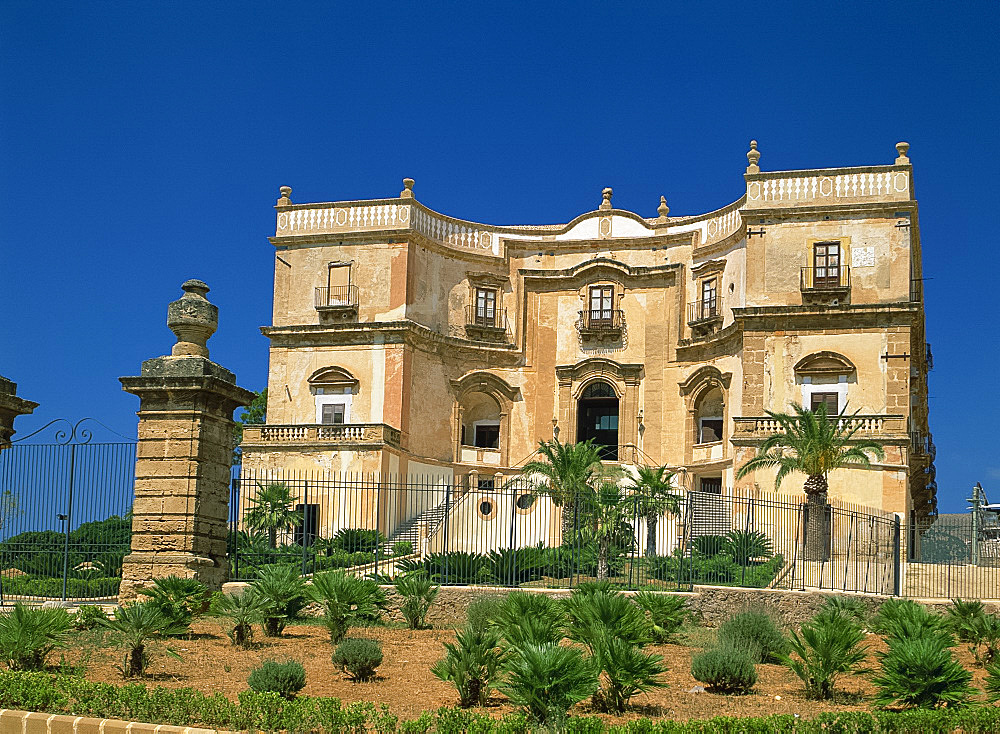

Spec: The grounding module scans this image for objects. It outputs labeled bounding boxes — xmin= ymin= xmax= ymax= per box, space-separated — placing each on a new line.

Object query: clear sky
xmin=2 ymin=2 xmax=997 ymax=512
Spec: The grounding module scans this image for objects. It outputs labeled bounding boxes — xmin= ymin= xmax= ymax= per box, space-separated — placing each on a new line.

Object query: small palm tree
xmin=735 ymin=403 xmax=885 ymax=560
xmin=99 ymin=601 xmax=188 ymax=677
xmin=627 ymin=465 xmax=680 ymax=557
xmin=582 ymin=482 xmax=635 ymax=580
xmin=244 ymin=482 xmax=303 ymax=549
xmin=522 ymin=439 xmax=620 ymax=543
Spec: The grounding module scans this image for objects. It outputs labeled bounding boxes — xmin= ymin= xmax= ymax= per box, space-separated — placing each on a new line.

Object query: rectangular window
xmin=700 ymin=278 xmax=718 ymax=318
xmin=475 ymin=288 xmax=497 ymax=327
xmin=321 ymin=403 xmax=346 ymax=424
xmin=473 ymin=423 xmax=500 ymax=449
xmin=810 ymin=392 xmax=839 ymax=415
xmin=589 ymin=285 xmax=614 ymax=322
xmin=813 ymin=243 xmax=841 ymax=287
xmin=327 ymin=263 xmax=352 ymax=305
xmin=698 ymin=418 xmax=724 ymax=443
xmin=293 ymin=503 xmax=320 ymax=546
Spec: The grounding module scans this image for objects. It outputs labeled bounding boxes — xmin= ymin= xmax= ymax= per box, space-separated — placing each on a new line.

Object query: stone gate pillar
xmin=118 ymin=280 xmax=254 ymax=601
xmin=0 ymin=376 xmax=38 ymax=449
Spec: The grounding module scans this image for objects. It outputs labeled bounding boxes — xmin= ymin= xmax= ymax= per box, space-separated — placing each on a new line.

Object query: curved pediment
xmin=794 ymin=351 xmax=856 ymax=375
xmin=679 ymin=365 xmax=732 ymax=396
xmin=450 ymin=371 xmax=520 ymax=402
xmin=556 ymin=210 xmax=657 ymax=241
xmin=307 ymin=366 xmax=359 ymax=386
xmin=556 ymin=358 xmax=644 ymax=387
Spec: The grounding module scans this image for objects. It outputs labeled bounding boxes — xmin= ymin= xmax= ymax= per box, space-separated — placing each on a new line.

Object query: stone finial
xmin=600 ymin=187 xmax=613 ymax=210
xmin=895 ymin=141 xmax=910 ymax=164
xmin=167 ymin=279 xmax=218 ymax=358
xmin=400 ymin=178 xmax=415 ymax=198
xmin=276 ymin=186 xmax=292 ymax=207
xmin=657 ymin=195 xmax=670 ymax=219
xmin=746 ymin=140 xmax=761 ymax=173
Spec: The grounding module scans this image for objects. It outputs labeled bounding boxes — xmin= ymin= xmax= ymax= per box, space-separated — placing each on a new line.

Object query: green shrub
xmin=431 ymin=622 xmax=503 ymax=707
xmin=947 ymin=598 xmax=986 ymax=642
xmin=308 ymin=570 xmax=387 ymax=643
xmin=394 ymin=571 xmax=439 ymax=630
xmin=0 ymin=604 xmax=72 ymax=671
xmin=872 ymin=636 xmax=976 ymax=709
xmin=633 ymin=592 xmax=687 ymax=642
xmin=332 ymin=638 xmax=383 ymax=682
xmin=211 ymin=589 xmax=268 ymax=648
xmin=247 ymin=659 xmax=306 ymax=699
xmin=137 ymin=576 xmax=211 ymax=633
xmin=724 ymin=530 xmax=774 ymax=565
xmin=250 ymin=564 xmax=308 ymax=637
xmin=399 ymin=552 xmax=490 ymax=585
xmin=73 ymin=605 xmax=109 ymax=631
xmin=873 ymin=599 xmax=952 ymax=647
xmin=499 ymin=642 xmax=598 ymax=726
xmin=485 ymin=546 xmax=546 ymax=586
xmin=691 ymin=644 xmax=758 ymax=693
xmin=465 ymin=596 xmax=503 ymax=632
xmin=592 ymin=634 xmax=668 ymax=713
xmin=99 ymin=601 xmax=188 ymax=677
xmin=494 ymin=592 xmax=565 ymax=647
xmin=784 ymin=610 xmax=868 ymax=699
xmin=717 ymin=610 xmax=787 ymax=663
xmin=821 ymin=596 xmax=868 ymax=624
xmin=986 ymin=660 xmax=1000 ymax=702
xmin=329 ymin=528 xmax=386 ymax=554
xmin=693 ymin=535 xmax=728 ymax=557
xmin=945 ymin=599 xmax=1000 ymax=666
xmin=0 ymin=575 xmax=121 ymax=599
xmin=392 ymin=541 xmax=414 ymax=557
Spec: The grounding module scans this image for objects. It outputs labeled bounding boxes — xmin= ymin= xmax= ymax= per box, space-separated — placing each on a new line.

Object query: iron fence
xmin=0 ymin=419 xmax=136 ymax=605
xmin=228 ymin=467 xmax=905 ymax=594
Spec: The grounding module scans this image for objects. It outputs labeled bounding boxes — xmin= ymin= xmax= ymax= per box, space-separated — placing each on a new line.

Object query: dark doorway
xmin=577 ymin=381 xmax=619 ymax=460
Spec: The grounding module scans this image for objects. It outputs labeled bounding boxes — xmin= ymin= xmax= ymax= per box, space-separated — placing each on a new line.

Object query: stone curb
xmin=0 ymin=709 xmax=223 ymax=734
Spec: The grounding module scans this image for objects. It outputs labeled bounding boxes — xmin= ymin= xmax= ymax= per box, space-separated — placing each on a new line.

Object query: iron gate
xmin=0 ymin=419 xmax=135 ymax=604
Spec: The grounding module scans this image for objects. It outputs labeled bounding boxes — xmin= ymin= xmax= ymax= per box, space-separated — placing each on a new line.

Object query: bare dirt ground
xmin=60 ymin=620 xmax=995 ymax=725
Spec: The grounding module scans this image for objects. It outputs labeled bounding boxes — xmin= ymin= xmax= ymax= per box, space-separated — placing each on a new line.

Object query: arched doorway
xmin=577 ymin=381 xmax=619 ymax=460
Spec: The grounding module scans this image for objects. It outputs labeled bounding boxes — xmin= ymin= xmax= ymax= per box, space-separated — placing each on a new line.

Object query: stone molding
xmin=0 ymin=710 xmax=220 ymax=733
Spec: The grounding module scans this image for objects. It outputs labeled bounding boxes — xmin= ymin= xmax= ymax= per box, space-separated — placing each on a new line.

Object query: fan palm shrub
xmin=946 ymin=598 xmax=986 ymax=643
xmin=822 ymin=595 xmax=868 ymax=624
xmin=633 ymin=591 xmax=687 ymax=642
xmin=492 ymin=591 xmax=565 ymax=647
xmin=734 ymin=403 xmax=885 ymax=560
xmin=724 ymin=530 xmax=774 ymax=566
xmin=873 ymin=599 xmax=952 ymax=646
xmin=783 ymin=610 xmax=868 ymax=699
xmin=244 ymin=482 xmax=303 ymax=549
xmin=499 ymin=642 xmax=598 ymax=726
xmin=626 ymin=465 xmax=680 ymax=557
xmin=872 ymin=636 xmax=976 ymax=709
xmin=583 ymin=481 xmax=635 ymax=580
xmin=0 ymin=604 xmax=72 ymax=671
xmin=986 ymin=660 xmax=1000 ymax=702
xmin=485 ymin=546 xmax=545 ymax=586
xmin=99 ymin=601 xmax=188 ymax=677
xmin=431 ymin=622 xmax=504 ymax=707
xmin=308 ymin=570 xmax=387 ymax=643
xmin=393 ymin=571 xmax=439 ymax=630
xmin=212 ymin=589 xmax=269 ymax=648
xmin=250 ymin=564 xmax=308 ymax=637
xmin=137 ymin=576 xmax=211 ymax=634
xmin=522 ymin=439 xmax=620 ymax=545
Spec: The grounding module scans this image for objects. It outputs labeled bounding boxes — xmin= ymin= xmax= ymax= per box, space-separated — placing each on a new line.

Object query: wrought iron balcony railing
xmin=800 ymin=266 xmax=851 ymax=291
xmin=464 ymin=306 xmax=511 ymax=343
xmin=578 ymin=309 xmax=624 ymax=333
xmin=687 ymin=298 xmax=722 ymax=325
xmin=315 ymin=285 xmax=359 ymax=309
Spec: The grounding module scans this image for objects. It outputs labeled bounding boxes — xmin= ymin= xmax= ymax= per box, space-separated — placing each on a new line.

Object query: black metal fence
xmin=0 ymin=420 xmax=136 ymax=604
xmin=904 ymin=508 xmax=1000 ymax=600
xmin=228 ymin=468 xmax=905 ymax=595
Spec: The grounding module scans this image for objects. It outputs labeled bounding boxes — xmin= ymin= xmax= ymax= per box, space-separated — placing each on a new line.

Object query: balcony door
xmin=813 ymin=243 xmax=841 ymax=288
xmin=475 ymin=288 xmax=496 ymax=327
xmin=589 ymin=286 xmax=614 ymax=323
xmin=577 ymin=381 xmax=619 ymax=460
xmin=700 ymin=278 xmax=718 ymax=319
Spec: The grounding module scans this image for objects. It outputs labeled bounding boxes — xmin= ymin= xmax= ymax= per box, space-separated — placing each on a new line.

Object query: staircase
xmin=386 ymin=498 xmax=451 ymax=552
xmin=688 ymin=491 xmax=732 ymax=538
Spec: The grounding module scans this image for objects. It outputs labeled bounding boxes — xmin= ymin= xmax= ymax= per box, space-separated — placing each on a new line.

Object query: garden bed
xmin=56 ymin=619 xmax=995 ymax=725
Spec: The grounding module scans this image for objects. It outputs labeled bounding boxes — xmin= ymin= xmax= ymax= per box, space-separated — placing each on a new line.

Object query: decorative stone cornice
xmin=555 ymin=358 xmax=643 ymax=387
xmin=0 ymin=376 xmax=38 ymax=448
xmin=450 ymin=371 xmax=521 ymax=402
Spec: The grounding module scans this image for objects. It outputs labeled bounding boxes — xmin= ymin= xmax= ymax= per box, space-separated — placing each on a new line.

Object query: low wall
xmin=0 ymin=709 xmax=218 ymax=733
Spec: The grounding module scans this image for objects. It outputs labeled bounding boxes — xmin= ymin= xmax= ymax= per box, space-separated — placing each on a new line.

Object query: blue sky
xmin=1 ymin=2 xmax=997 ymax=512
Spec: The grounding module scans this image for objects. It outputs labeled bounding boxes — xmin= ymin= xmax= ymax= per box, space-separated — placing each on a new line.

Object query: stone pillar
xmin=0 ymin=376 xmax=38 ymax=449
xmin=118 ymin=280 xmax=255 ymax=601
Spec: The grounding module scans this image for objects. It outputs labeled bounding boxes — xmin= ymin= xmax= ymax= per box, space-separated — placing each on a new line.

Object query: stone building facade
xmin=242 ymin=142 xmax=936 ymax=540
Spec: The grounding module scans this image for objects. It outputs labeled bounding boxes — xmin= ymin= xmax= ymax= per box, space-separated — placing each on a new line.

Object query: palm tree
xmin=627 ymin=465 xmax=681 ymax=557
xmin=585 ymin=481 xmax=635 ymax=580
xmin=734 ymin=403 xmax=885 ymax=560
xmin=522 ymin=439 xmax=621 ymax=544
xmin=244 ymin=482 xmax=303 ymax=549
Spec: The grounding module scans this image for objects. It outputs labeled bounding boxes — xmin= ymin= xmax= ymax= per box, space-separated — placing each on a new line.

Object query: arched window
xmin=695 ymin=387 xmax=724 ymax=444
xmin=460 ymin=392 xmax=501 ymax=449
xmin=577 ymin=380 xmax=619 ymax=459
xmin=794 ymin=352 xmax=856 ymax=415
xmin=307 ymin=367 xmax=358 ymax=425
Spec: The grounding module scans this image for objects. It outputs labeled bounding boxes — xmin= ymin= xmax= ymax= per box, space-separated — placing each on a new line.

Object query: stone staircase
xmin=386 ymin=498 xmax=451 ymax=552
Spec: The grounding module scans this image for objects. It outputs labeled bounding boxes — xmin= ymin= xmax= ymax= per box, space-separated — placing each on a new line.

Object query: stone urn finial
xmin=600 ymin=187 xmax=613 ymax=210
xmin=400 ymin=178 xmax=415 ymax=198
xmin=657 ymin=195 xmax=670 ymax=219
xmin=895 ymin=141 xmax=910 ymax=164
xmin=746 ymin=140 xmax=761 ymax=173
xmin=277 ymin=186 xmax=292 ymax=207
xmin=167 ymin=279 xmax=218 ymax=358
